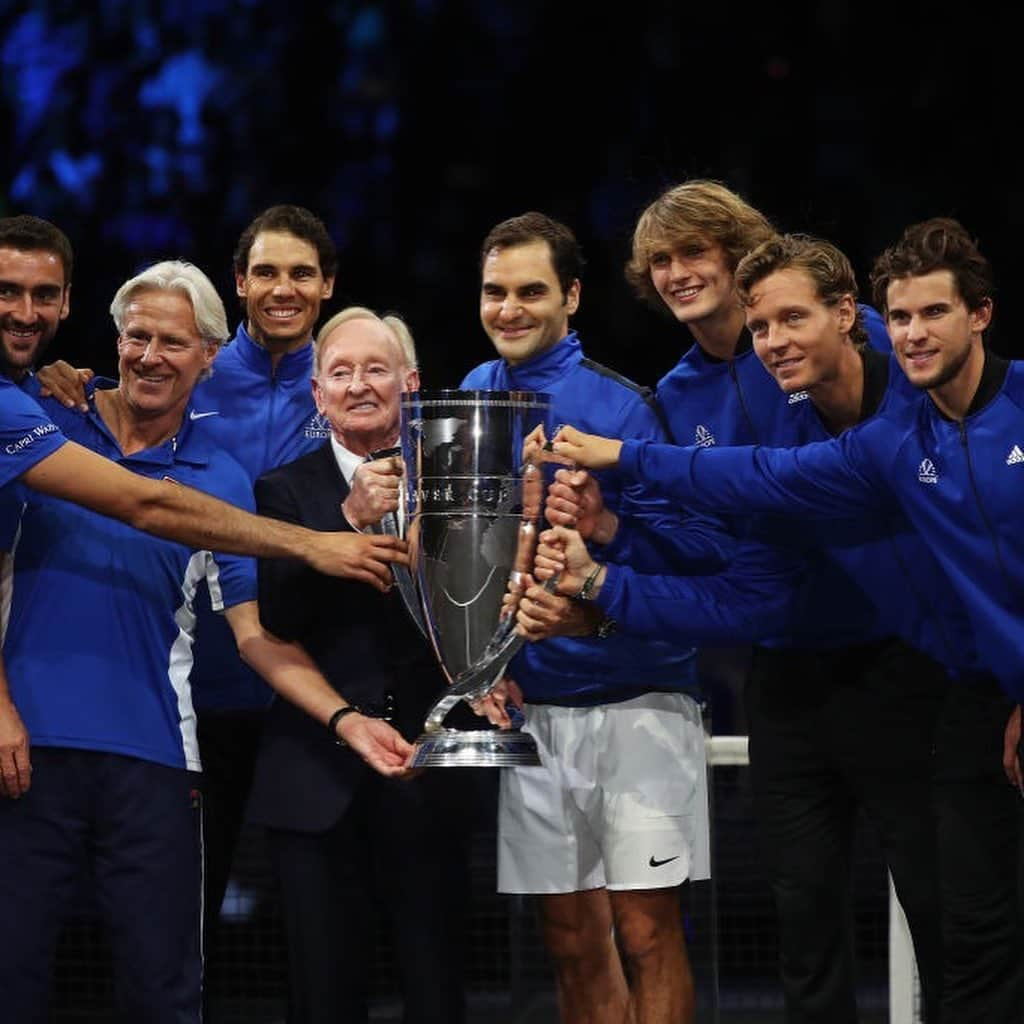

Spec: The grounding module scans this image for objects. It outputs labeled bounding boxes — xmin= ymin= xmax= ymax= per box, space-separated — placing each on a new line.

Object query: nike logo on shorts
xmin=649 ymin=854 xmax=680 ymax=868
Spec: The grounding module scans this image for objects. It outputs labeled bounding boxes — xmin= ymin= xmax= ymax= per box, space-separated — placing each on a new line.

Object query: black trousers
xmin=196 ymin=706 xmax=265 ymax=1016
xmin=266 ymin=767 xmax=483 ymax=1024
xmin=746 ymin=637 xmax=948 ymax=1024
xmin=933 ymin=680 xmax=1024 ymax=1024
xmin=0 ymin=749 xmax=203 ymax=1023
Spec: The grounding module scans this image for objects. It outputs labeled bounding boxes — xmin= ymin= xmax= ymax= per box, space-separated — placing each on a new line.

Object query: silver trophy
xmin=394 ymin=389 xmax=552 ymax=768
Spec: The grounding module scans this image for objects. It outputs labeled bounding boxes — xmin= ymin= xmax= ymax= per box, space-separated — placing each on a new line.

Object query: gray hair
xmin=110 ymin=260 xmax=229 ymax=347
xmin=314 ymin=305 xmax=417 ymax=374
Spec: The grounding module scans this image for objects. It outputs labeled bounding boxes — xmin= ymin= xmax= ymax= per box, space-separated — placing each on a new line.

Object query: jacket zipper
xmin=959 ymin=420 xmax=1015 ymax=600
xmin=728 ymin=362 xmax=759 ymax=442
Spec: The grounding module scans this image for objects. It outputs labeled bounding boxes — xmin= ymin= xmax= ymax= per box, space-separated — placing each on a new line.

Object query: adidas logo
xmin=1007 ymin=445 xmax=1024 ymax=466
xmin=305 ymin=412 xmax=331 ymax=438
xmin=787 ymin=390 xmax=810 ymax=404
xmin=694 ymin=424 xmax=716 ymax=448
xmin=917 ymin=458 xmax=938 ymax=485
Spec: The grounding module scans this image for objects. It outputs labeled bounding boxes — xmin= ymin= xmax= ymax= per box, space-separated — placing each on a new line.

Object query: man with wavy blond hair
xmin=553 ymin=184 xmax=937 ymax=1023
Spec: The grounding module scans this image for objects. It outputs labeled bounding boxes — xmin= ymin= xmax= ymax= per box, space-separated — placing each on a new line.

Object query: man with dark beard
xmin=0 ymin=215 xmax=73 ymax=395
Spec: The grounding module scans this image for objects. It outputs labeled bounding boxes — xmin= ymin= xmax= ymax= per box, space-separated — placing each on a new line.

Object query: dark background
xmin=2 ymin=0 xmax=1020 ymax=390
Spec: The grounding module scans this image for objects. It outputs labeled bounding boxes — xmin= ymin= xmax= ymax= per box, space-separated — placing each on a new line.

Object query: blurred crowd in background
xmin=2 ymin=0 xmax=1019 ymax=380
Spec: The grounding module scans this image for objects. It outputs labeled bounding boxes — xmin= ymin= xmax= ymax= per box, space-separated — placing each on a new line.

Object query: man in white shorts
xmin=463 ymin=211 xmax=723 ymax=1024
xmin=500 ymin=688 xmax=710 ymax=902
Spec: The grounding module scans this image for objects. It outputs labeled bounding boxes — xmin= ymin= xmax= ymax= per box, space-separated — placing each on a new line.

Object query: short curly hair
xmin=870 ymin=218 xmax=993 ymax=315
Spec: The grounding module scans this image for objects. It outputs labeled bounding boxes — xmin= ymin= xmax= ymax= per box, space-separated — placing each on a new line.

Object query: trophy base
xmin=410 ymin=728 xmax=542 ymax=768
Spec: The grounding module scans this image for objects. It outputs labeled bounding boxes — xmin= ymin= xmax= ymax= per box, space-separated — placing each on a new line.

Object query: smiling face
xmin=647 ymin=236 xmax=736 ymax=326
xmin=313 ymin=317 xmax=419 ymax=456
xmin=235 ymin=230 xmax=334 ymax=352
xmin=886 ymin=270 xmax=989 ymax=393
xmin=117 ymin=289 xmax=217 ymax=424
xmin=745 ymin=267 xmax=856 ymax=394
xmin=0 ymin=246 xmax=70 ymax=379
xmin=479 ymin=240 xmax=579 ymax=366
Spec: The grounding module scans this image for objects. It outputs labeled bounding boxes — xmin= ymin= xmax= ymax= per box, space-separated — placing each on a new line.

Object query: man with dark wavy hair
xmin=186 ymin=205 xmax=341 ymax=994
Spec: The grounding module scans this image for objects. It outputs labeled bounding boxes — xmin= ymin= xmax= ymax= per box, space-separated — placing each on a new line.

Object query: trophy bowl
xmin=398 ymin=389 xmax=551 ymax=768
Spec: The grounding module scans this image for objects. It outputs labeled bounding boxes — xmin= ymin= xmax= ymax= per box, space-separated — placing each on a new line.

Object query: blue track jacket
xmin=619 ymin=353 xmax=1020 ymax=696
xmin=462 ymin=333 xmax=727 ymax=705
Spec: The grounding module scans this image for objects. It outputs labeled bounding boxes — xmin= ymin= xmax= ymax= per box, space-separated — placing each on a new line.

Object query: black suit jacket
xmin=246 ymin=440 xmax=448 ymax=833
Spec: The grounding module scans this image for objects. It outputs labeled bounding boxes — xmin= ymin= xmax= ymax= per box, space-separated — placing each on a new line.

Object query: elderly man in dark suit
xmin=248 ymin=306 xmax=476 ymax=1024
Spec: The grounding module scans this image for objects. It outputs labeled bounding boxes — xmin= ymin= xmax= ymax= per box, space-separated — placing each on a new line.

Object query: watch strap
xmin=328 ymin=705 xmax=361 ymax=746
xmin=575 ymin=564 xmax=602 ymax=601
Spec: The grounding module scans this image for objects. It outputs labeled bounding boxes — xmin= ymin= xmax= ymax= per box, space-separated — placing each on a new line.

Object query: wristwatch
xmin=327 ymin=705 xmax=362 ymax=746
xmin=595 ymin=614 xmax=618 ymax=639
xmin=575 ymin=564 xmax=603 ymax=601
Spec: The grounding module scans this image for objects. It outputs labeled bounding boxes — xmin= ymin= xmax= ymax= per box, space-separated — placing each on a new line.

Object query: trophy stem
xmin=422 ymin=637 xmax=524 ymax=733
xmin=412 ymin=634 xmax=541 ymax=768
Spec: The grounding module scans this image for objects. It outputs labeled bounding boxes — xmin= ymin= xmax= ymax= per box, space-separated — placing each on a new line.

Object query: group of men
xmin=0 ymin=210 xmax=434 ymax=1023
xmin=539 ymin=196 xmax=1024 ymax=1023
xmin=0 ymin=180 xmax=1021 ymax=1024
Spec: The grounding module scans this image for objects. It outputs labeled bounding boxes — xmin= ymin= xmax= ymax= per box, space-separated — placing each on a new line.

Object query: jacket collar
xmin=224 ymin=322 xmax=315 ymax=383
xmin=495 ymin=332 xmax=583 ymax=390
xmin=694 ymin=326 xmax=754 ymax=366
xmin=965 ymin=349 xmax=1010 ymax=417
xmin=859 ymin=346 xmax=890 ymax=421
xmin=920 ymin=348 xmax=1011 ymax=422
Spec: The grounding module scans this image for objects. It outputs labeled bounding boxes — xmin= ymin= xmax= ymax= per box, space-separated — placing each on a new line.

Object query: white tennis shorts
xmin=497 ymin=690 xmax=710 ymax=894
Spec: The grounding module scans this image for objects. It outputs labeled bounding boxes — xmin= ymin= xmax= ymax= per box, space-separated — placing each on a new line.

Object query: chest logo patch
xmin=694 ymin=424 xmax=716 ymax=448
xmin=917 ymin=458 xmax=939 ymax=485
xmin=1006 ymin=444 xmax=1024 ymax=466
xmin=304 ymin=412 xmax=331 ymax=439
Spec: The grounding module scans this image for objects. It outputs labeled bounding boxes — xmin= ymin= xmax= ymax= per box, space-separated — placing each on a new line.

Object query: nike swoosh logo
xmin=649 ymin=855 xmax=680 ymax=868
xmin=189 ymin=410 xmax=219 ymax=421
